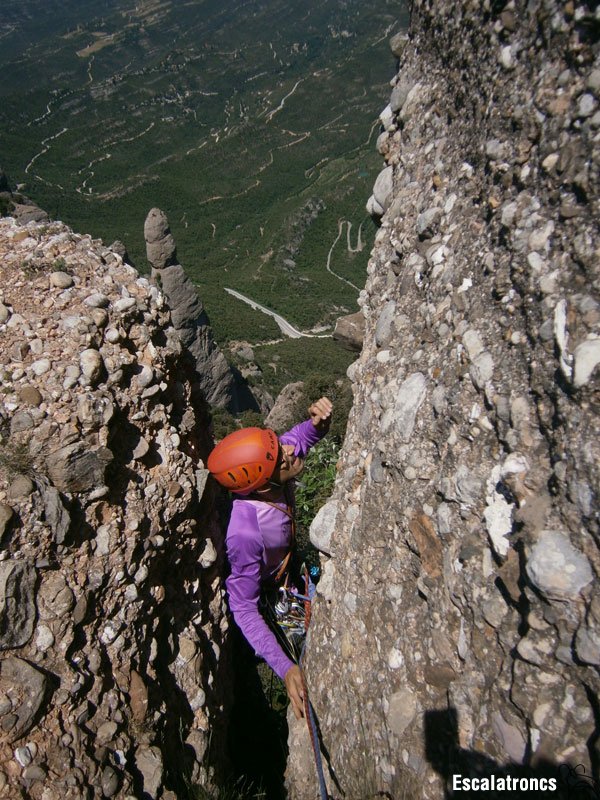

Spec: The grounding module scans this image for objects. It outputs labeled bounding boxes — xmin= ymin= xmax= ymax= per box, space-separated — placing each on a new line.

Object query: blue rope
xmin=300 ymin=647 xmax=329 ymax=800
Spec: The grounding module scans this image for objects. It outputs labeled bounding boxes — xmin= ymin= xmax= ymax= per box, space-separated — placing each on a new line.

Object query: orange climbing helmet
xmin=207 ymin=427 xmax=279 ymax=494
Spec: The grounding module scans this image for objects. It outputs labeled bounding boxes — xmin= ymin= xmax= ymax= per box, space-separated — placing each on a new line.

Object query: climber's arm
xmin=225 ymin=503 xmax=296 ymax=682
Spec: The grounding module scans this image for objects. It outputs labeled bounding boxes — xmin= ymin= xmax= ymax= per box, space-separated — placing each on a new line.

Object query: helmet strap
xmin=254 ymin=478 xmax=282 ymax=493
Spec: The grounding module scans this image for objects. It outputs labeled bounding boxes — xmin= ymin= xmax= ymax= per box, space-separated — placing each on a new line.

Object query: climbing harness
xmin=261 ymin=565 xmax=316 ymax=663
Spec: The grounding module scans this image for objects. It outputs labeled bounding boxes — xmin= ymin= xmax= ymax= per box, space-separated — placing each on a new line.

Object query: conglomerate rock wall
xmin=0 ymin=217 xmax=229 ymax=799
xmin=289 ymin=1 xmax=600 ymax=797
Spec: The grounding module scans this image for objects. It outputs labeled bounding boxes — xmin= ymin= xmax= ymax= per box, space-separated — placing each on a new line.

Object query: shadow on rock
xmin=425 ymin=707 xmax=600 ymax=799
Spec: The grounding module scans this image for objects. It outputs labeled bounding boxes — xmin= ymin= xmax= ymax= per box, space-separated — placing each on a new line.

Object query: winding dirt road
xmin=224 ymin=288 xmax=329 ymax=338
xmin=325 ymin=220 xmax=362 ymax=292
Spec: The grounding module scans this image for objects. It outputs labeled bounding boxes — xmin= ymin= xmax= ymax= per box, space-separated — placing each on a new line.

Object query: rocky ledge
xmin=0 ymin=216 xmax=229 ymax=799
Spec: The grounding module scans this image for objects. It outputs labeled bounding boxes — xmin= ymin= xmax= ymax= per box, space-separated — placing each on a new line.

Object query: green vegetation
xmin=0 ymin=0 xmax=409 ymax=395
xmin=295 ymin=437 xmax=340 ymax=569
xmin=191 ymin=777 xmax=266 ymax=800
xmin=251 ymin=339 xmax=355 ymax=406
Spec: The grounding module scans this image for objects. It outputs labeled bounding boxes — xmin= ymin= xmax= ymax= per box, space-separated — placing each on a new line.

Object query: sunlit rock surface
xmin=288 ymin=1 xmax=600 ymax=797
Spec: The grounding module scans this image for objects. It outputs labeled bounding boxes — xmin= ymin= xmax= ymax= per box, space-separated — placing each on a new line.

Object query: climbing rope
xmin=301 ymin=565 xmax=328 ymax=800
xmin=300 ymin=647 xmax=329 ymax=800
xmin=259 ymin=489 xmax=329 ymax=800
xmin=263 ymin=564 xmax=329 ymax=799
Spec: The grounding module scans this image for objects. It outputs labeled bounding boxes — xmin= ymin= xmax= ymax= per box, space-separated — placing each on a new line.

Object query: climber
xmin=207 ymin=396 xmax=333 ymax=720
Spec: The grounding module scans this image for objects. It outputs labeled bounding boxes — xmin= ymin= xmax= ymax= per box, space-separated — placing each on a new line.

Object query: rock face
xmin=288 ymin=2 xmax=600 ymax=798
xmin=333 ymin=311 xmax=365 ymax=352
xmin=264 ymin=381 xmax=305 ymax=432
xmin=0 ymin=217 xmax=230 ymax=798
xmin=144 ymin=208 xmax=257 ymax=412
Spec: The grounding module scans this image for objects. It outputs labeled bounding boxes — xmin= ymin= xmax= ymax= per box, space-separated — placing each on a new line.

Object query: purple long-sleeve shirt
xmin=225 ymin=419 xmax=324 ymax=680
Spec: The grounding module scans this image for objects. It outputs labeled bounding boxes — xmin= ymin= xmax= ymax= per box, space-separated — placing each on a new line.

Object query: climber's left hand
xmin=308 ymin=397 xmax=333 ymax=432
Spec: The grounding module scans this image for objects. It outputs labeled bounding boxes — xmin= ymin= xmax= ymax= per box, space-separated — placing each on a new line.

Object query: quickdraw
xmin=262 ymin=564 xmax=317 ymax=663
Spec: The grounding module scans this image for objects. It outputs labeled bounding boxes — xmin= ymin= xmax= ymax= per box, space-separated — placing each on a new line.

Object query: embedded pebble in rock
xmin=63 ymin=364 xmax=80 ymax=389
xmin=101 ymin=766 xmax=120 ymax=797
xmin=386 ymin=688 xmax=417 ymax=736
xmin=96 ymin=720 xmax=118 ymax=745
xmin=389 ymin=31 xmax=409 ymax=58
xmin=10 ymin=411 xmax=34 ymax=434
xmin=372 ymin=166 xmax=394 ymax=213
xmin=470 ymin=351 xmax=494 ymax=390
xmin=36 ymin=624 xmax=55 ymax=652
xmin=575 ymin=616 xmax=600 ymax=666
xmin=528 ymin=221 xmax=554 ymax=252
xmin=0 ymin=694 xmax=12 ymax=715
xmin=462 ymin=329 xmax=484 ymax=360
xmin=375 ymin=301 xmax=396 ymax=347
xmin=22 ymin=765 xmax=47 ymax=783
xmin=50 ymin=271 xmax=74 ymax=289
xmin=416 ymin=207 xmax=441 ymax=238
xmin=0 ymin=504 xmax=13 ymax=542
xmin=379 ymin=104 xmax=394 ymax=131
xmin=135 ymin=745 xmax=163 ymax=799
xmin=499 ymin=45 xmax=515 ymax=70
xmin=84 ymin=293 xmax=110 ymax=309
xmin=104 ymin=327 xmax=121 ymax=344
xmin=136 ymin=365 xmax=154 ymax=388
xmin=381 ymin=372 xmax=427 ymax=442
xmin=199 ymin=539 xmax=217 ymax=569
xmin=542 ymin=153 xmax=559 ymax=172
xmin=0 ymin=214 xmax=228 ymax=797
xmin=288 ymin=4 xmax=600 ymax=799
xmin=399 ymin=82 xmax=424 ymax=123
xmin=132 ymin=437 xmax=150 ymax=460
xmin=7 ymin=476 xmax=35 ymax=500
xmin=31 ymin=358 xmax=51 ymax=376
xmin=573 ymin=339 xmax=600 ymax=388
xmin=0 ymin=560 xmax=36 ymax=650
xmin=492 ymin=713 xmax=527 ymax=763
xmin=114 ymin=297 xmax=136 ymax=313
xmin=0 ymin=303 xmax=10 ymax=324
xmin=366 ymin=194 xmax=385 ymax=217
xmin=309 ymin=500 xmax=339 ymax=556
xmin=578 ymin=93 xmax=597 ymax=118
xmin=18 ymin=385 xmax=43 ymax=406
xmin=526 ymin=531 xmax=593 ymax=601
xmin=80 ymin=348 xmax=104 ymax=385
xmin=0 ymin=657 xmax=47 ymax=740
xmin=92 ymin=308 xmax=108 ymax=328
xmin=390 ymin=79 xmax=413 ymax=113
